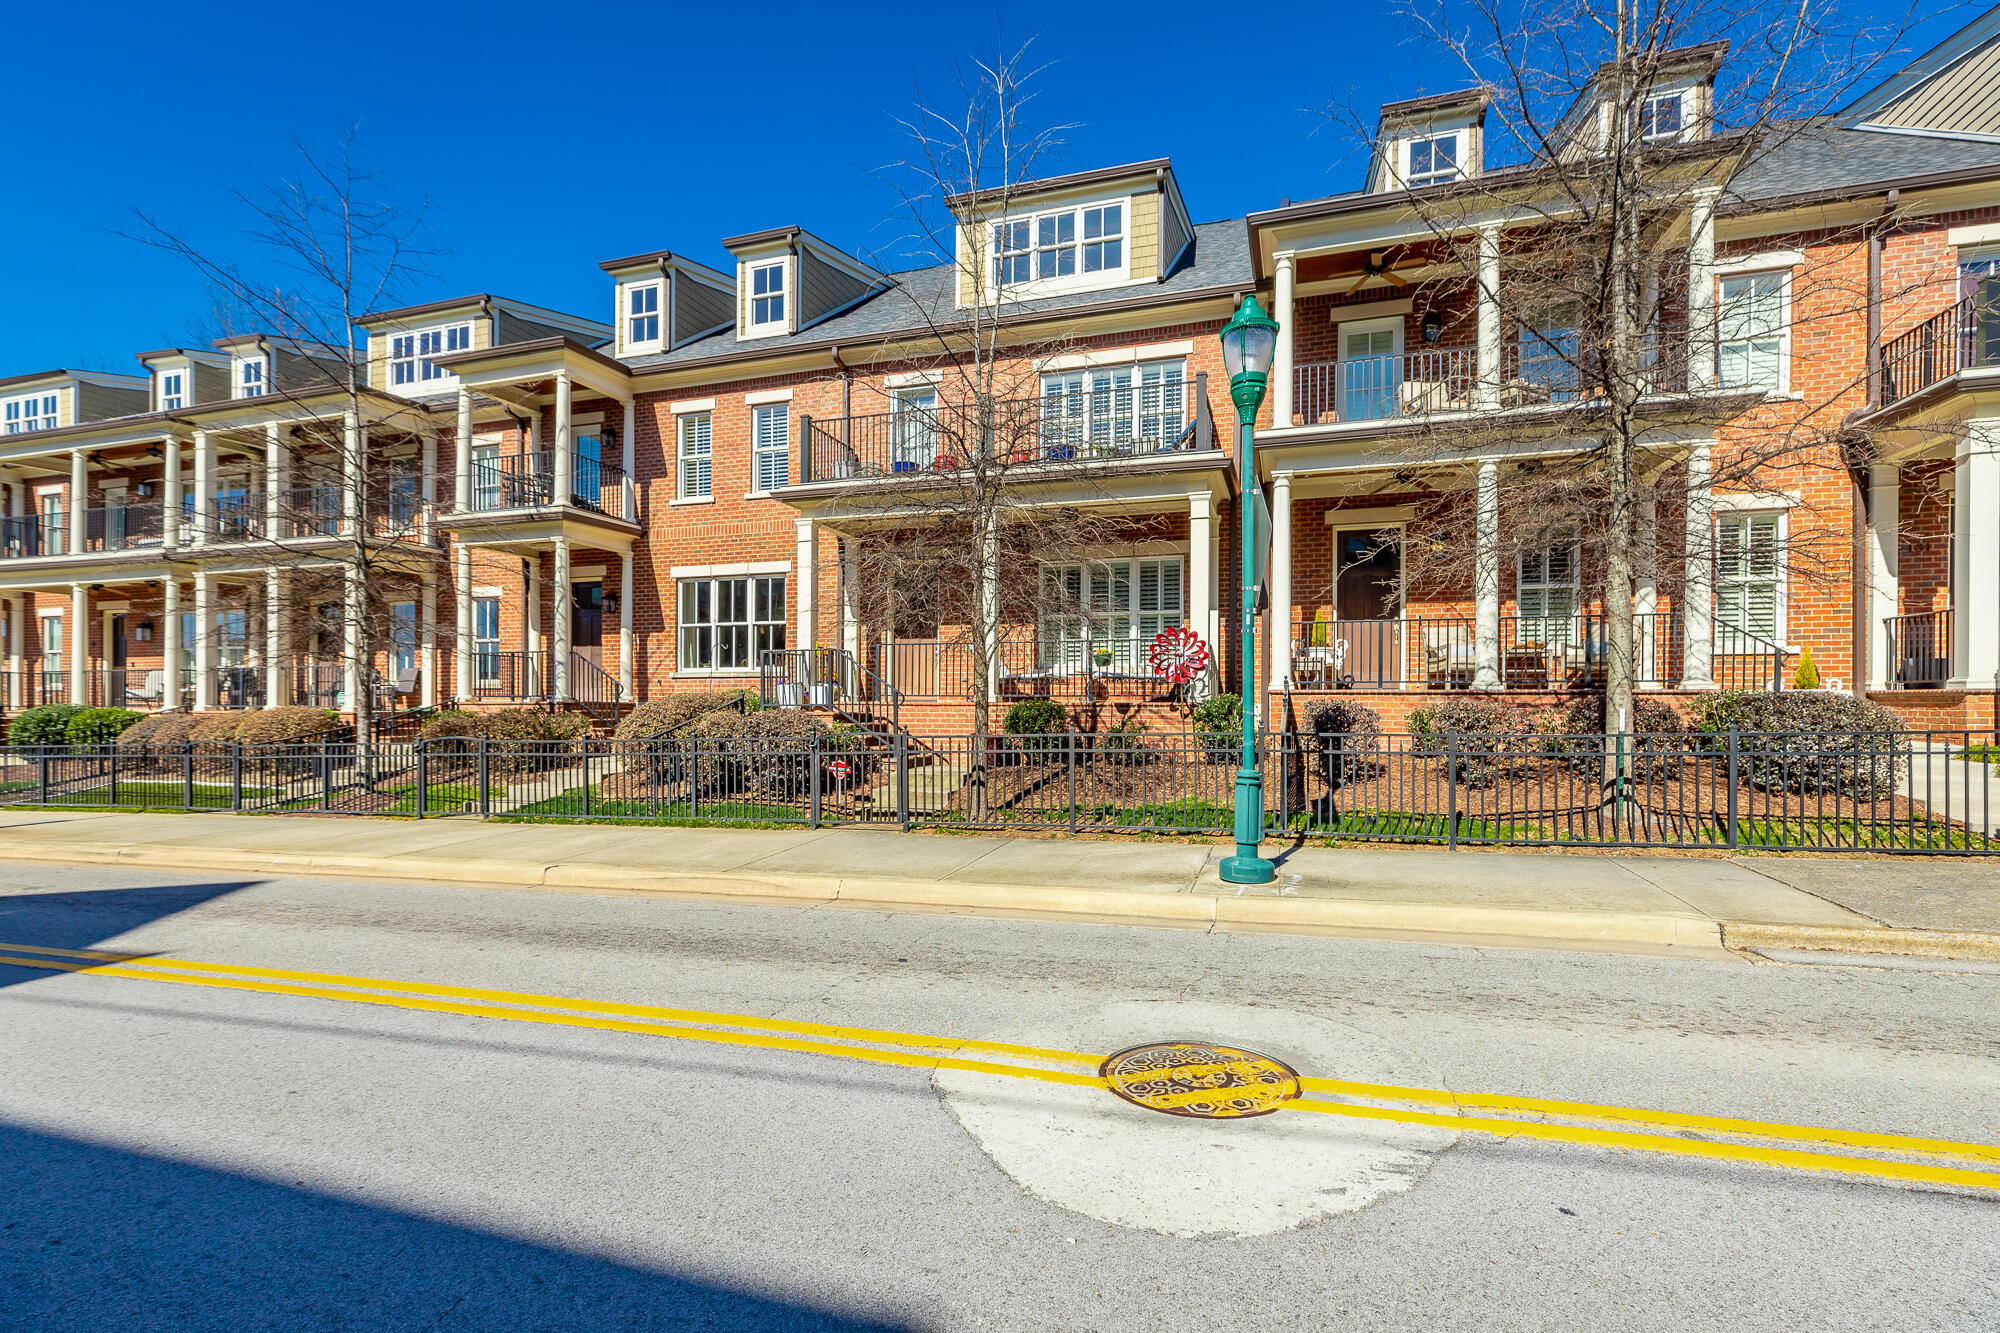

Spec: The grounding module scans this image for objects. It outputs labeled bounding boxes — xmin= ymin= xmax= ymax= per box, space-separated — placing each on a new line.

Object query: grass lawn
xmin=498 ymin=786 xmax=810 ymax=827
xmin=5 ymin=780 xmax=271 ymax=811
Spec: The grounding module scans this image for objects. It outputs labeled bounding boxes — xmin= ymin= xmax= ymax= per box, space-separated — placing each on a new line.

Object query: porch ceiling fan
xmin=1342 ymin=250 xmax=1426 ymax=295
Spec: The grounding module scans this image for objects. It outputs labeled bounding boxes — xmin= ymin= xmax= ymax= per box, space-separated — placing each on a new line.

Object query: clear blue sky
xmin=4 ymin=0 xmax=1963 ymax=376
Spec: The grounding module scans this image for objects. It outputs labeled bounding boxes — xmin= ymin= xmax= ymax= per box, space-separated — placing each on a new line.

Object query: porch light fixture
xmin=1218 ymin=294 xmax=1280 ymax=886
xmin=133 ymin=621 xmax=154 ymax=642
xmin=1421 ymin=310 xmax=1444 ymax=342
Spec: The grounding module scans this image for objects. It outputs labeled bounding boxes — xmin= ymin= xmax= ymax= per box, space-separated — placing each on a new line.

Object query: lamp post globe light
xmin=1218 ymin=295 xmax=1279 ymax=886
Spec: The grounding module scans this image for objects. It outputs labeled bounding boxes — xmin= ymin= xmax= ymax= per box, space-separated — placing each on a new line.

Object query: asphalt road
xmin=0 ymin=860 xmax=1994 ymax=1332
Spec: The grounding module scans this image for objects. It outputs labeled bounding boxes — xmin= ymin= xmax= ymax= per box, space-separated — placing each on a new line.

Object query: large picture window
xmin=1039 ymin=361 xmax=1185 ymax=458
xmin=677 ymin=576 xmax=785 ymax=671
xmin=1716 ymin=511 xmax=1783 ymax=645
xmin=1037 ymin=557 xmax=1185 ymax=674
xmin=1718 ymin=271 xmax=1787 ymax=392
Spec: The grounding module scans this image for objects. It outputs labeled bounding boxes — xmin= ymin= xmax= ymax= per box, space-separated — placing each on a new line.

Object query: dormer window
xmin=389 ymin=323 xmax=471 ymax=386
xmin=1636 ymin=91 xmax=1687 ymax=142
xmin=626 ymin=282 xmax=661 ymax=349
xmin=750 ymin=262 xmax=787 ymax=331
xmin=237 ymin=357 xmax=266 ymax=398
xmin=2 ymin=392 xmax=59 ymax=433
xmin=1082 ymin=205 xmax=1123 ymax=273
xmin=990 ymin=201 xmax=1129 ymax=293
xmin=159 ymin=372 xmax=184 ymax=411
xmin=1406 ymin=134 xmax=1461 ymax=185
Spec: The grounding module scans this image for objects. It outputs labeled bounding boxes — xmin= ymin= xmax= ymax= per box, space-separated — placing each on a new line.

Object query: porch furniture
xmin=137 ymin=671 xmax=166 ymax=706
xmin=394 ymin=668 xmax=420 ymax=697
xmin=1293 ymin=612 xmax=1346 ymax=689
xmin=1397 ymin=379 xmax=1470 ymax=416
xmin=1423 ymin=625 xmax=1475 ymax=688
xmin=1561 ymin=630 xmax=1611 ymax=688
xmin=1504 ymin=646 xmax=1552 ymax=689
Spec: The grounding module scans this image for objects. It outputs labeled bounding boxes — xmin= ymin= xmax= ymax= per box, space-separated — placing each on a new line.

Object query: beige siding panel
xmin=367 ymin=339 xmax=387 ymax=392
xmin=1872 ymin=37 xmax=2000 ymax=135
xmin=1127 ymin=190 xmax=1159 ymax=281
xmin=673 ymin=275 xmax=734 ymax=345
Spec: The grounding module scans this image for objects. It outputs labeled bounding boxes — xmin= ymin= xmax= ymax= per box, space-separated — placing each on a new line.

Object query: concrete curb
xmin=1722 ymin=920 xmax=2000 ymax=963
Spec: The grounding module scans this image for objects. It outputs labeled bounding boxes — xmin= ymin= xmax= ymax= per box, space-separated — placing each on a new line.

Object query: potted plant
xmin=772 ymin=681 xmax=806 ymax=708
xmin=808 ymin=680 xmax=837 ymax=707
xmin=1092 ymin=647 xmax=1115 ymax=670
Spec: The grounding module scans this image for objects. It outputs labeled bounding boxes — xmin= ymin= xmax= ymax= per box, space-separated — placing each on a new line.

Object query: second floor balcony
xmin=461 ymin=450 xmax=630 ymax=519
xmin=1880 ymin=290 xmax=2000 ymax=407
xmin=795 ymin=375 xmax=1215 ymax=486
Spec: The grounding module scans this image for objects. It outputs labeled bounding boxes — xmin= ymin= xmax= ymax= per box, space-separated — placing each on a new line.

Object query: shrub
xmin=1407 ymin=696 xmax=1530 ymax=786
xmin=1004 ymin=697 xmax=1070 ymax=759
xmin=63 ymin=707 xmax=142 ymax=746
xmin=1547 ymin=695 xmax=1690 ymax=778
xmin=233 ymin=707 xmax=341 ymax=748
xmin=6 ymin=704 xmax=84 ymax=748
xmin=417 ymin=710 xmax=485 ymax=742
xmin=188 ymin=713 xmax=249 ymax=746
xmin=1092 ymin=718 xmax=1150 ymax=766
xmin=117 ymin=711 xmax=202 ymax=755
xmin=1792 ymin=644 xmax=1821 ymax=691
xmin=1191 ymin=693 xmax=1241 ymax=764
xmin=688 ymin=707 xmax=852 ymax=797
xmin=1689 ymin=689 xmax=1906 ymax=796
xmin=614 ymin=689 xmax=754 ymax=740
xmin=1305 ymin=699 xmax=1383 ymax=790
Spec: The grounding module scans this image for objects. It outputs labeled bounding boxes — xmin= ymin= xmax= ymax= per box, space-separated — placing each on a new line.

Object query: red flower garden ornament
xmin=1147 ymin=627 xmax=1211 ymax=685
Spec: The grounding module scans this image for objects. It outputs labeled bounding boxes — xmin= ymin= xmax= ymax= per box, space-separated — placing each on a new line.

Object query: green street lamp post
xmin=1218 ymin=295 xmax=1279 ymax=885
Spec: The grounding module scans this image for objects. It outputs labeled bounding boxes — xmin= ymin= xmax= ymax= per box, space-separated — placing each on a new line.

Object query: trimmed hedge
xmin=1004 ymin=697 xmax=1070 ymax=759
xmin=1547 ymin=695 xmax=1690 ymax=777
xmin=614 ymin=689 xmax=755 ymax=740
xmin=687 ymin=707 xmax=866 ymax=796
xmin=1191 ymin=693 xmax=1241 ymax=764
xmin=6 ymin=704 xmax=84 ymax=748
xmin=64 ymin=708 xmax=144 ymax=745
xmin=117 ymin=712 xmax=203 ymax=754
xmin=1408 ymin=696 xmax=1532 ymax=785
xmin=233 ymin=707 xmax=341 ymax=747
xmin=1690 ymin=689 xmax=1906 ymax=796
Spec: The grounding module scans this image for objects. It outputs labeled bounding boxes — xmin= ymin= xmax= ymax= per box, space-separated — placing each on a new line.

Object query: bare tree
xmin=1324 ymin=0 xmax=1923 ymax=734
xmin=127 ymin=130 xmax=440 ymax=739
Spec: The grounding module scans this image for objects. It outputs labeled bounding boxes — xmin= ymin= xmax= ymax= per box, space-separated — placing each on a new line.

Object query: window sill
xmin=671 ymin=495 xmax=715 ymax=507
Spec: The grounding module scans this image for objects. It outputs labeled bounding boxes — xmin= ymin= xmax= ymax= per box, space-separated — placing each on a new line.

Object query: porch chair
xmin=394 ymin=667 xmax=421 ymax=696
xmin=1423 ymin=624 xmax=1476 ymax=688
xmin=137 ymin=670 xmax=166 ymax=707
xmin=1293 ymin=612 xmax=1345 ymax=689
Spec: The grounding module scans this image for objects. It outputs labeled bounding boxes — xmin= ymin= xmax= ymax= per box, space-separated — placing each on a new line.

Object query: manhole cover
xmin=1099 ymin=1041 xmax=1303 ymax=1119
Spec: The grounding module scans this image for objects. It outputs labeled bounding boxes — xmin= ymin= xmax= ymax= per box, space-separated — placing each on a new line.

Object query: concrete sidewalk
xmin=1 ymin=808 xmax=1996 ymax=961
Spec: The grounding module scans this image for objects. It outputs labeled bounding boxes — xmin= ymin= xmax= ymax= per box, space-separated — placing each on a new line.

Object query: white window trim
xmin=670 ymin=397 xmax=716 ymax=414
xmin=750 ymin=401 xmax=790 ymax=495
xmin=1 ymin=389 xmax=61 ymax=433
xmin=1948 ymin=222 xmax=2000 ymax=248
xmin=983 ymin=194 xmax=1137 ymax=302
xmin=1635 ymin=89 xmax=1691 ymax=143
xmin=675 ymin=409 xmax=713 ymax=501
xmin=235 ymin=356 xmax=267 ymax=399
xmin=675 ymin=572 xmax=786 ymax=673
xmin=1036 ymin=554 xmax=1188 ymax=673
xmin=157 ymin=370 xmax=186 ymax=412
xmin=388 ymin=322 xmax=473 ymax=391
xmin=1337 ymin=314 xmax=1405 ymax=358
xmin=622 ymin=280 xmax=664 ymax=354
xmin=1713 ymin=250 xmax=1805 ymax=277
xmin=1714 ymin=508 xmax=1790 ymax=647
xmin=669 ymin=560 xmax=790 ymax=579
xmin=1038 ymin=340 xmax=1197 ymax=373
xmin=1402 ymin=130 xmax=1467 ymax=185
xmin=1716 ymin=268 xmax=1792 ymax=395
xmin=746 ymin=260 xmax=789 ymax=337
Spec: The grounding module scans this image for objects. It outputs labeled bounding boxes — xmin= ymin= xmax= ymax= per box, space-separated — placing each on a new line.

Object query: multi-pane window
xmin=42 ymin=615 xmax=62 ymax=672
xmin=1520 ymin=305 xmax=1580 ymax=399
xmin=1040 ymin=361 xmax=1186 ymax=458
xmin=1083 ymin=204 xmax=1123 ymax=272
xmin=1718 ymin=271 xmax=1787 ymax=391
xmin=159 ymin=372 xmax=184 ymax=411
xmin=473 ymin=597 xmax=501 ymax=685
xmin=1339 ymin=322 xmax=1400 ymax=420
xmin=992 ymin=219 xmax=1032 ymax=286
xmin=890 ymin=387 xmax=938 ymax=470
xmin=677 ymin=412 xmax=712 ymax=498
xmin=677 ymin=576 xmax=785 ymax=670
xmin=752 ymin=403 xmax=790 ymax=492
xmin=993 ymin=204 xmax=1127 ymax=288
xmin=392 ymin=324 xmax=471 ymax=386
xmin=1038 ymin=558 xmax=1185 ymax=673
xmin=1516 ymin=531 xmax=1580 ymax=645
xmin=1035 ymin=212 xmax=1076 ymax=278
xmin=1406 ymin=134 xmax=1460 ymax=184
xmin=1636 ymin=91 xmax=1686 ymax=142
xmin=470 ymin=443 xmax=502 ymax=510
xmin=238 ymin=358 xmax=266 ymax=397
xmin=391 ymin=602 xmax=417 ymax=676
xmin=750 ymin=263 xmax=786 ymax=329
xmin=1716 ymin=512 xmax=1783 ymax=645
xmin=3 ymin=392 xmax=59 ymax=433
xmin=627 ymin=283 xmax=661 ymax=347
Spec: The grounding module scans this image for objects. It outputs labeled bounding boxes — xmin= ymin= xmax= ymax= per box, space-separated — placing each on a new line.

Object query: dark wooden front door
xmin=1334 ymin=527 xmax=1402 ymax=686
xmin=571 ymin=582 xmax=604 ymax=669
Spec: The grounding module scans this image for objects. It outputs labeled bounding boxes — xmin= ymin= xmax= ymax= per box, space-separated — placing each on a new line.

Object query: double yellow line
xmin=2 ymin=940 xmax=1995 ymax=1195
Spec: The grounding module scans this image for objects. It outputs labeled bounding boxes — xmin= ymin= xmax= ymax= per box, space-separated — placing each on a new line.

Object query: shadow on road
xmin=0 ymin=878 xmax=264 ymax=988
xmin=1 ymin=1120 xmax=900 ymax=1331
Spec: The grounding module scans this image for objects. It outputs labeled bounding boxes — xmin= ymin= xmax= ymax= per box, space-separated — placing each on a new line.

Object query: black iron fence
xmin=3 ymin=727 xmax=1993 ymax=852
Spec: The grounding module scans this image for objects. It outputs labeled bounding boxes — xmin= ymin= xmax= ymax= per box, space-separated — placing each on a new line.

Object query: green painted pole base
xmin=1219 ymin=853 xmax=1276 ymax=884
xmin=1222 ymin=769 xmax=1275 ymax=884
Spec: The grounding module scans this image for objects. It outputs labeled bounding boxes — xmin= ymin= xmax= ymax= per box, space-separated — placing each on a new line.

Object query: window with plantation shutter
xmin=1037 ymin=557 xmax=1185 ymax=674
xmin=1516 ymin=530 xmax=1579 ymax=645
xmin=677 ymin=412 xmax=712 ymax=498
xmin=1716 ymin=512 xmax=1783 ymax=645
xmin=752 ymin=404 xmax=789 ymax=493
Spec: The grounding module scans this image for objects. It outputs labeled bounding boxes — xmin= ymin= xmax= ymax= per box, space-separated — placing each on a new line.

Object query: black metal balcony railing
xmin=467 ymin=453 xmax=626 ymax=516
xmin=798 ymin=377 xmax=1214 ymax=485
xmin=85 ymin=506 xmax=164 ymax=552
xmin=1881 ymin=291 xmax=2000 ymax=406
xmin=1 ymin=514 xmax=66 ymax=558
xmin=469 ymin=649 xmax=551 ymax=700
xmin=1885 ymin=608 xmax=1951 ymax=687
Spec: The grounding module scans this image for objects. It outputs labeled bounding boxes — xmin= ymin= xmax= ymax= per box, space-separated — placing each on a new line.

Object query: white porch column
xmin=1687 ymin=187 xmax=1721 ymax=392
xmin=618 ymin=549 xmax=635 ymax=701
xmin=420 ymin=420 xmax=437 ymax=542
xmin=420 ymin=573 xmax=438 ymax=709
xmin=1473 ymin=457 xmax=1502 ymax=689
xmin=1634 ymin=498 xmax=1660 ymax=688
xmin=1475 ymin=224 xmax=1502 ymax=409
xmin=264 ymin=423 xmax=282 ymax=538
xmin=1264 ymin=477 xmax=1290 ymax=690
xmin=795 ymin=516 xmax=818 ymax=649
xmin=264 ymin=568 xmax=284 ymax=707
xmin=161 ymin=580 xmax=180 ymax=709
xmin=839 ymin=538 xmax=862 ymax=660
xmin=162 ymin=435 xmax=182 ymax=553
xmin=190 ymin=429 xmax=212 ymax=548
xmin=526 ymin=560 xmax=542 ymax=693
xmin=192 ymin=571 xmax=214 ymax=710
xmin=342 ymin=564 xmax=364 ymax=716
xmin=553 ymin=372 xmax=574 ymax=506
xmin=1189 ymin=491 xmax=1215 ymax=673
xmin=454 ymin=546 xmax=474 ymax=700
xmin=1681 ymin=442 xmax=1716 ymax=688
xmin=454 ymin=387 xmax=473 ymax=513
xmin=68 ymin=451 xmax=87 ymax=556
xmin=3 ymin=596 xmax=18 ymax=710
xmin=551 ymin=536 xmax=572 ymax=699
xmin=1950 ymin=420 xmax=2000 ymax=690
xmin=1272 ymin=252 xmax=1296 ymax=428
xmin=68 ymin=584 xmax=88 ymax=702
xmin=342 ymin=411 xmax=363 ymax=536
xmin=1867 ymin=462 xmax=1901 ymax=689
xmin=620 ymin=399 xmax=638 ymax=522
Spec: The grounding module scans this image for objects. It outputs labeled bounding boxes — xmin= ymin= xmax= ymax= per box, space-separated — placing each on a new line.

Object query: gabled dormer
xmin=0 ymin=369 xmax=148 ymax=434
xmin=1555 ymin=41 xmax=1727 ymax=156
xmin=1368 ymin=89 xmax=1490 ymax=192
xmin=357 ymin=296 xmax=611 ymax=397
xmin=596 ymin=250 xmax=737 ymax=358
xmin=948 ymin=159 xmax=1196 ymax=308
xmin=135 ymin=348 xmax=232 ymax=412
xmin=212 ymin=334 xmax=354 ymax=401
xmin=719 ymin=227 xmax=888 ymax=341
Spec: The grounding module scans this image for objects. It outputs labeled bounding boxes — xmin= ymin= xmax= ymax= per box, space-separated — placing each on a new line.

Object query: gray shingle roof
xmin=1725 ymin=118 xmax=2000 ymax=204
xmin=621 ymin=218 xmax=1252 ymax=372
